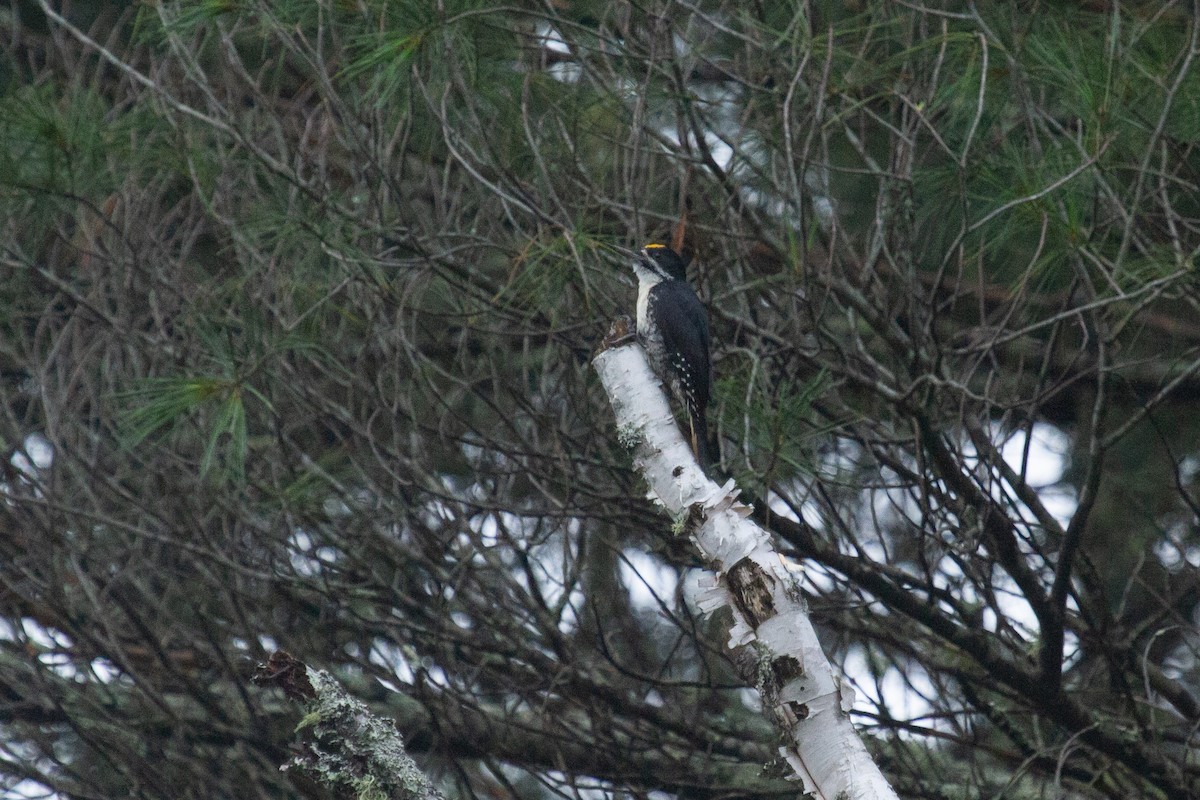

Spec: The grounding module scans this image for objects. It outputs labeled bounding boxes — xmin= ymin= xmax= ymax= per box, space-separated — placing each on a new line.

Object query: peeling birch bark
xmin=594 ymin=335 xmax=898 ymax=800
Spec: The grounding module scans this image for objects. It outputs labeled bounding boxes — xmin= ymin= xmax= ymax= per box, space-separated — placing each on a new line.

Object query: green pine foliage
xmin=716 ymin=365 xmax=832 ymax=487
xmin=5 ymin=1 xmax=1200 ymax=798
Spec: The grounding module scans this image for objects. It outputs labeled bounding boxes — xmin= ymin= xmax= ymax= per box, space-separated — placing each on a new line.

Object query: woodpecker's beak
xmin=633 ymin=250 xmax=660 ymax=280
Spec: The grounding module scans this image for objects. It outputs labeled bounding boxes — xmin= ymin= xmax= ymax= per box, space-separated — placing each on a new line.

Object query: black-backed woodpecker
xmin=632 ymin=244 xmax=713 ymax=467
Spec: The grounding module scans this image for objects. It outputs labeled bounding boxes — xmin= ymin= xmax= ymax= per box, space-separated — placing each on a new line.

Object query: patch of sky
xmin=843 ymin=645 xmax=939 ymax=736
xmin=620 ymin=548 xmax=678 ymax=611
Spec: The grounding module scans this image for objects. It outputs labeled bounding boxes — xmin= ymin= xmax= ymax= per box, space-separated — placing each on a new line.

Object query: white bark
xmin=593 ymin=339 xmax=898 ymax=800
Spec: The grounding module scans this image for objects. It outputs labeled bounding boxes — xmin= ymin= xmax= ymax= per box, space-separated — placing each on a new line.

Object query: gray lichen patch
xmin=616 ymin=422 xmax=642 ymax=451
xmin=285 ymin=669 xmax=443 ymax=800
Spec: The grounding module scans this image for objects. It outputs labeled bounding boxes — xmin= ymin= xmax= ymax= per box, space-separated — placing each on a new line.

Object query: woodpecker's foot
xmin=599 ymin=316 xmax=637 ymax=351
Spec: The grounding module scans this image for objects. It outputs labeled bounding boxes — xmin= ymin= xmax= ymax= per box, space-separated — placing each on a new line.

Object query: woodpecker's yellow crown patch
xmin=643 ymin=243 xmax=667 ymax=249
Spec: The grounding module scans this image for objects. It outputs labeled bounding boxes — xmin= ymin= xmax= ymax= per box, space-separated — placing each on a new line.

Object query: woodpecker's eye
xmin=639 ymin=245 xmax=685 ymax=280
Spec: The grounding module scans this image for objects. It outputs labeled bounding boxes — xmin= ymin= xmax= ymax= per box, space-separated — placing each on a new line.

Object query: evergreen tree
xmin=2 ymin=2 xmax=1200 ymax=798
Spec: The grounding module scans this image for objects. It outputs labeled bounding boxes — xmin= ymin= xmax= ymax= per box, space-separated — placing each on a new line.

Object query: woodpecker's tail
xmin=688 ymin=404 xmax=712 ymax=471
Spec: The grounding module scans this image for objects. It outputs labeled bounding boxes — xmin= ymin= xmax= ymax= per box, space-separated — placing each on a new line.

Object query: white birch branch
xmin=593 ymin=331 xmax=898 ymax=800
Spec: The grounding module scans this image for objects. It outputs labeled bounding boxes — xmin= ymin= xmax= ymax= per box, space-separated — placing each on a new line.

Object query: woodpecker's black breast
xmin=644 ymin=280 xmax=711 ymax=416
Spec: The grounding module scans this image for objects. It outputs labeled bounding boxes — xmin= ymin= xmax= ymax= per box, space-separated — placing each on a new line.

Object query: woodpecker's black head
xmin=637 ymin=244 xmax=689 ymax=282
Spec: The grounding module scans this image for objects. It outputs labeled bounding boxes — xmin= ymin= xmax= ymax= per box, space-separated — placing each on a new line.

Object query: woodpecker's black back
xmin=633 ymin=244 xmax=713 ymax=467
